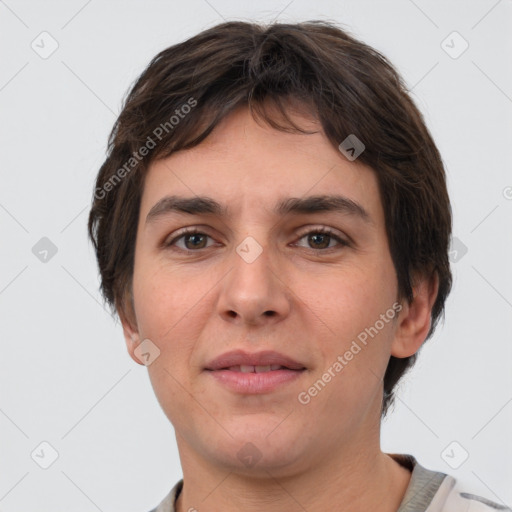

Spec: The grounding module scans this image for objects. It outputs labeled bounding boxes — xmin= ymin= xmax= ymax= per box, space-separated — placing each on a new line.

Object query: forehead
xmin=140 ymin=107 xmax=383 ymax=225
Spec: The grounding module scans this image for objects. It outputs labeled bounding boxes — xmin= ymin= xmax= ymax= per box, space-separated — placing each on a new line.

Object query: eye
xmin=295 ymin=228 xmax=349 ymax=251
xmin=164 ymin=227 xmax=349 ymax=253
xmin=166 ymin=229 xmax=215 ymax=251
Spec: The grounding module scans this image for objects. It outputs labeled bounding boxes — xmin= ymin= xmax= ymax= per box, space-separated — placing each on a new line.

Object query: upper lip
xmin=205 ymin=350 xmax=306 ymax=371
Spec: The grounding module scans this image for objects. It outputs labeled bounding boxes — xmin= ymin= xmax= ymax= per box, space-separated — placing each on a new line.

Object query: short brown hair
xmin=88 ymin=20 xmax=452 ymax=414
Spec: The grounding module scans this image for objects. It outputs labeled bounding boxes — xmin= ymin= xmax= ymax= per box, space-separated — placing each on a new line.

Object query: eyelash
xmin=165 ymin=227 xmax=349 ymax=253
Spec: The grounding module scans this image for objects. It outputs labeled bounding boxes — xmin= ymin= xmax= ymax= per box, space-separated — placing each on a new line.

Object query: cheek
xmin=131 ymin=265 xmax=211 ymax=403
xmin=132 ymin=260 xmax=207 ymax=340
xmin=291 ymin=259 xmax=399 ymax=398
xmin=292 ymin=259 xmax=396 ymax=337
xmin=300 ymin=316 xmax=398 ymax=426
xmin=132 ymin=267 xmax=210 ymax=428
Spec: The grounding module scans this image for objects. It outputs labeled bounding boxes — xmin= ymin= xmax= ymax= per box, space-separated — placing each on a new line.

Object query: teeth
xmin=255 ymin=365 xmax=271 ymax=373
xmin=229 ymin=365 xmax=285 ymax=373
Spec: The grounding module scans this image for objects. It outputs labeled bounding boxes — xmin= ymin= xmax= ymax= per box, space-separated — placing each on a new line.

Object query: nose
xmin=216 ymin=239 xmax=292 ymax=327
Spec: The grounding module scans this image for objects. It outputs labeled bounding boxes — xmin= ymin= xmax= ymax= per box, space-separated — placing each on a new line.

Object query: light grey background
xmin=1 ymin=0 xmax=511 ymax=510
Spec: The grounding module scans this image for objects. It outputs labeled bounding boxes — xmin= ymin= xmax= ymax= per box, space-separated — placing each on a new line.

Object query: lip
xmin=204 ymin=350 xmax=306 ymax=394
xmin=204 ymin=349 xmax=305 ymax=371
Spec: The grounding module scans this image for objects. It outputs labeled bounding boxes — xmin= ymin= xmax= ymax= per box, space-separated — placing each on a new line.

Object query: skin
xmin=121 ymin=105 xmax=439 ymax=512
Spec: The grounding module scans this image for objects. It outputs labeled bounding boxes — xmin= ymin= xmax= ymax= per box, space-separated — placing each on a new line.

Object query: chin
xmin=208 ymin=441 xmax=308 ymax=478
xmin=207 ymin=420 xmax=308 ymax=472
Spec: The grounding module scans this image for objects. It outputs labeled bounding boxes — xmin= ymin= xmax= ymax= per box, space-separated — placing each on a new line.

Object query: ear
xmin=391 ymin=271 xmax=439 ymax=358
xmin=118 ymin=304 xmax=144 ymax=366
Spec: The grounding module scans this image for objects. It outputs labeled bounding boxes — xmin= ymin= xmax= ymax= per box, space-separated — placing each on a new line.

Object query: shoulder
xmin=392 ymin=454 xmax=510 ymax=512
xmin=437 ymin=477 xmax=511 ymax=512
xmin=413 ymin=462 xmax=511 ymax=512
xmin=147 ymin=479 xmax=183 ymax=512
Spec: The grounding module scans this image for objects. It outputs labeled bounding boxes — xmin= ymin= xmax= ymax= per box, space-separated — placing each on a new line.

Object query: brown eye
xmin=182 ymin=233 xmax=208 ymax=249
xmin=167 ymin=231 xmax=214 ymax=251
xmin=307 ymin=232 xmax=332 ymax=249
xmin=295 ymin=229 xmax=349 ymax=251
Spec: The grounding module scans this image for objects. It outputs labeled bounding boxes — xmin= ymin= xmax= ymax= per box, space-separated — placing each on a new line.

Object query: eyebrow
xmin=145 ymin=194 xmax=372 ymax=224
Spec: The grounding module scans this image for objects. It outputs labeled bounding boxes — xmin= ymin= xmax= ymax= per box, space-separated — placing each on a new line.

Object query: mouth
xmin=221 ymin=364 xmax=297 ymax=373
xmin=204 ymin=350 xmax=306 ymax=394
xmin=204 ymin=349 xmax=306 ymax=371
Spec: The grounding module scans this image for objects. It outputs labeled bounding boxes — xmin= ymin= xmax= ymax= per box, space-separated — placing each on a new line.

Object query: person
xmin=88 ymin=20 xmax=509 ymax=512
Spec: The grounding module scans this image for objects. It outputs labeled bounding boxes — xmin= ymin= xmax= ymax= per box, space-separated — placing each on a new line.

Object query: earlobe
xmin=391 ymin=272 xmax=439 ymax=358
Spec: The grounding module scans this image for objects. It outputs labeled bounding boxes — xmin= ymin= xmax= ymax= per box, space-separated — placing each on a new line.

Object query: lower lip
xmin=206 ymin=369 xmax=305 ymax=394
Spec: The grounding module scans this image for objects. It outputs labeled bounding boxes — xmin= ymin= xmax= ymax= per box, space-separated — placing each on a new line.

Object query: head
xmin=88 ymin=20 xmax=451 ymax=472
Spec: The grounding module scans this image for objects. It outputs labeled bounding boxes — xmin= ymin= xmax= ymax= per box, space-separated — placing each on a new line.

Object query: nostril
xmin=264 ymin=311 xmax=276 ymax=317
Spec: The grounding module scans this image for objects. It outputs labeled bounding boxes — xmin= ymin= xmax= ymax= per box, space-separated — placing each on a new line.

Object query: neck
xmin=174 ymin=438 xmax=411 ymax=512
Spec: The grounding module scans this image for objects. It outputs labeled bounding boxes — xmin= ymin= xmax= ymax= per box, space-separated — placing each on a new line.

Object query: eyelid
xmin=295 ymin=225 xmax=345 ymax=238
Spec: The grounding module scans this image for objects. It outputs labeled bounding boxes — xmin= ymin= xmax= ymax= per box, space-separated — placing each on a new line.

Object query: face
xmin=124 ymin=106 xmax=417 ymax=476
